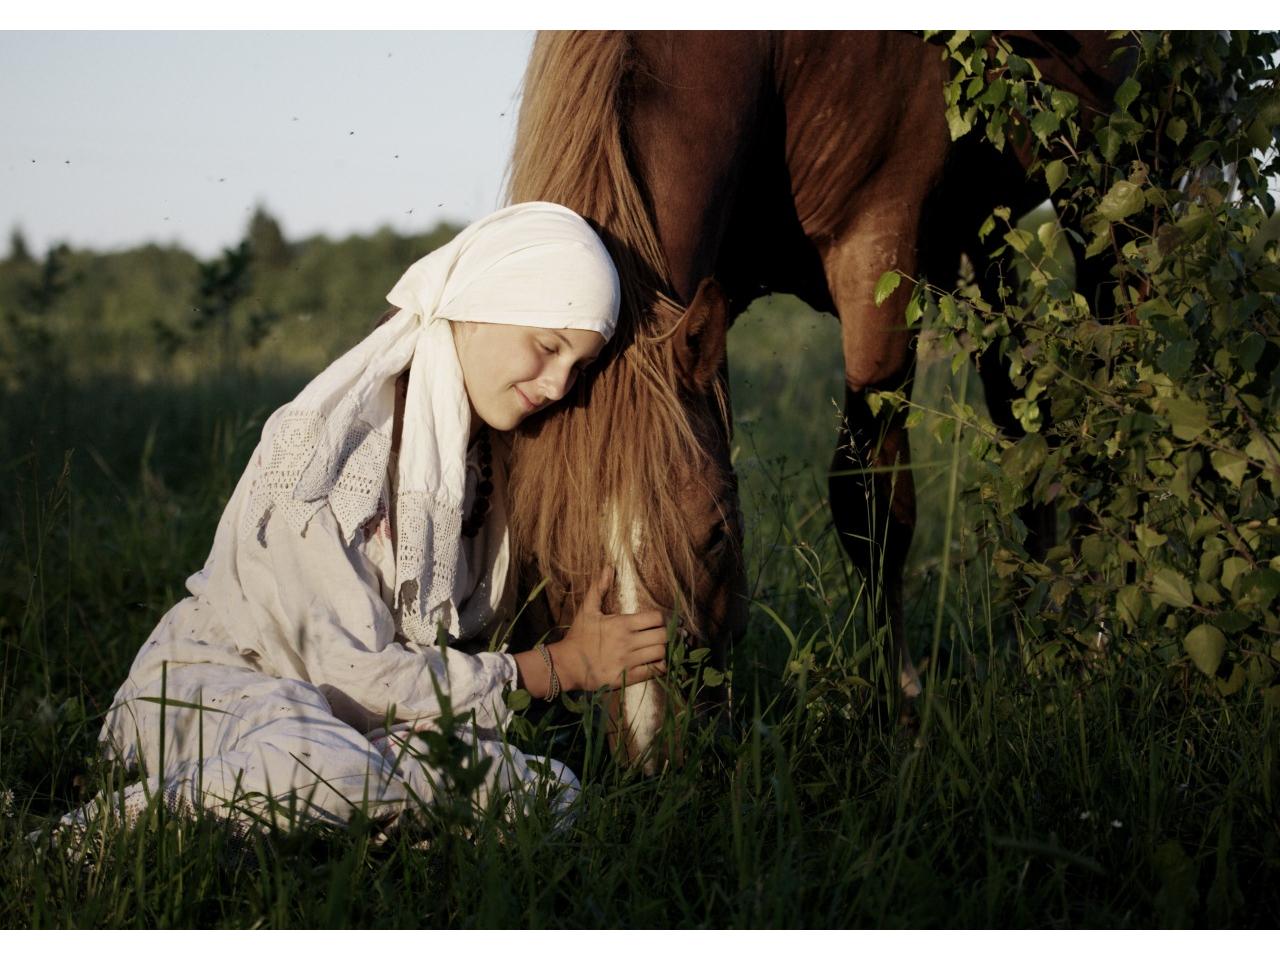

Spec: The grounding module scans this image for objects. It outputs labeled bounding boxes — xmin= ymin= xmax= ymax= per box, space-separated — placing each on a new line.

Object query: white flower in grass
xmin=1 ymin=789 xmax=14 ymax=818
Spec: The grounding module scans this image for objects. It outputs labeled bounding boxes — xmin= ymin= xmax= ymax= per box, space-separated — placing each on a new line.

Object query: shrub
xmin=890 ymin=31 xmax=1280 ymax=700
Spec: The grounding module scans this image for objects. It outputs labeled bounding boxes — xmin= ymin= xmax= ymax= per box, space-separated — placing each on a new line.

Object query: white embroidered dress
xmin=95 ymin=378 xmax=574 ymax=832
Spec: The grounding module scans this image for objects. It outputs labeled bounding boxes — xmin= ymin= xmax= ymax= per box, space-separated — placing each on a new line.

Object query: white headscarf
xmin=243 ymin=201 xmax=620 ymax=643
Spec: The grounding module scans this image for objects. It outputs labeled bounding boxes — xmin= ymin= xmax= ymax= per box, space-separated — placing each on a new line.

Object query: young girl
xmin=58 ymin=201 xmax=669 ymax=837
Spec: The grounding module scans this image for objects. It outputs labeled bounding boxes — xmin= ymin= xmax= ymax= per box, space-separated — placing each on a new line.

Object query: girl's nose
xmin=542 ymin=364 xmax=576 ymax=402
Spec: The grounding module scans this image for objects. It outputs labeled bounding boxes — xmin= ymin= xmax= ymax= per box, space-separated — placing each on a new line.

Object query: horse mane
xmin=505 ymin=31 xmax=717 ymax=626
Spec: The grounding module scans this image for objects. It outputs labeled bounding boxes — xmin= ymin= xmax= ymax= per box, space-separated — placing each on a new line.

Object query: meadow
xmin=0 ymin=225 xmax=1277 ymax=928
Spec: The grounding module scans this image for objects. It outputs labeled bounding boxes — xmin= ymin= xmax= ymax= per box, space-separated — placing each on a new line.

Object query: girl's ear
xmin=672 ymin=276 xmax=729 ymax=394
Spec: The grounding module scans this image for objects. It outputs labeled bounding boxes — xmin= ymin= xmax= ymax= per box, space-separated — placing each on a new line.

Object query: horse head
xmin=507 ymin=270 xmax=747 ymax=772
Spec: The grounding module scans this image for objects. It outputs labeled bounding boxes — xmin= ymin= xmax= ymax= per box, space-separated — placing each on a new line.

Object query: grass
xmin=1 ymin=295 xmax=1278 ymax=928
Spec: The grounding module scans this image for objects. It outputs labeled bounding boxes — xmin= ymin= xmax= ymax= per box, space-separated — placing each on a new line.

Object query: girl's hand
xmin=553 ymin=567 xmax=670 ymax=691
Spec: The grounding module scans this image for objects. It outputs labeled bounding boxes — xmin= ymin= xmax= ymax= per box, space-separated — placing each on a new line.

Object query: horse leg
xmin=829 ymin=376 xmax=921 ymax=701
xmin=821 ymin=202 xmax=928 ymax=704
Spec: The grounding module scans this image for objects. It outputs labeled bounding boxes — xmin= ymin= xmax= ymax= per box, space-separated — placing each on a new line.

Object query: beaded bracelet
xmin=535 ymin=642 xmax=560 ymax=703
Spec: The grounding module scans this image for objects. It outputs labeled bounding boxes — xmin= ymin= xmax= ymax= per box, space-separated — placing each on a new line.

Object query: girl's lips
xmin=514 ymin=386 xmax=537 ymax=412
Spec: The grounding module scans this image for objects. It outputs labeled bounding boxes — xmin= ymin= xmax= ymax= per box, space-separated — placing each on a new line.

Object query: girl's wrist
xmin=513 ymin=643 xmax=578 ymax=698
xmin=546 ymin=640 xmax=581 ymax=693
xmin=513 ymin=648 xmax=552 ymax=699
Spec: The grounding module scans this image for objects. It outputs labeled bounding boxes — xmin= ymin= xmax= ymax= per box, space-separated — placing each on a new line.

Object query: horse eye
xmin=705 ymin=521 xmax=728 ymax=552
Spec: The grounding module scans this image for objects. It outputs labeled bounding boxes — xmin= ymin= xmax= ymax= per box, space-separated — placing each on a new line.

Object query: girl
xmin=57 ymin=201 xmax=668 ymax=838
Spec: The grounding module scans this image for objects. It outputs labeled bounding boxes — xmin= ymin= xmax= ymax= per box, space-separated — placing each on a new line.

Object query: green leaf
xmin=1114 ymin=77 xmax=1141 ymax=111
xmin=978 ymin=77 xmax=1008 ymax=106
xmin=1085 ymin=228 xmax=1111 ymax=258
xmin=1098 ymin=180 xmax=1146 ymax=222
xmin=1189 ymin=139 xmax=1221 ymax=166
xmin=1184 ymin=623 xmax=1226 ymax=676
xmin=1151 ymin=567 xmax=1194 ymax=609
xmin=1210 ymin=449 xmax=1249 ymax=487
xmin=1175 ymin=206 xmax=1213 ymax=242
xmin=946 ymin=103 xmax=972 ymax=140
xmin=1117 ymin=584 xmax=1144 ymax=630
xmin=1157 ymin=340 xmax=1195 ymax=379
xmin=1166 ymin=116 xmax=1188 ymax=145
xmin=1194 ymin=579 xmax=1225 ymax=605
xmin=1001 ymin=433 xmax=1048 ymax=487
xmin=1030 ymin=109 xmax=1060 ymax=141
xmin=1044 ymin=159 xmax=1067 ymax=195
xmin=1050 ymin=89 xmax=1079 ymax=119
xmin=1135 ymin=523 xmax=1168 ymax=552
xmin=1216 ymin=664 xmax=1245 ymax=696
xmin=1234 ymin=333 xmax=1265 ymax=372
xmin=939 ymin=294 xmax=958 ymax=326
xmin=1239 ymin=568 xmax=1280 ymax=609
xmin=874 ymin=270 xmax=902 ymax=307
xmin=702 ymin=668 xmax=724 ymax=688
xmin=1221 ymin=556 xmax=1250 ymax=592
xmin=1245 ymin=431 xmax=1279 ymax=463
xmin=1159 ymin=397 xmax=1209 ymax=441
xmin=504 ymin=688 xmax=531 ymax=712
xmin=1098 ymin=125 xmax=1123 ymax=163
xmin=1005 ymin=228 xmax=1034 ymax=254
xmin=1081 ymin=534 xmax=1109 ymax=568
xmin=905 ymin=291 xmax=924 ymax=326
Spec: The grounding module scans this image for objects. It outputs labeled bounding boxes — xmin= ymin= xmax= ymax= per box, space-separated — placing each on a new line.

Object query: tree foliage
xmin=0 ymin=215 xmax=462 ymax=386
xmin=896 ymin=31 xmax=1280 ymax=699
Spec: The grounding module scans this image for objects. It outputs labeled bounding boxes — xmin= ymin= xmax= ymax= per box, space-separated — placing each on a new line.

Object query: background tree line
xmin=0 ymin=209 xmax=462 ymax=389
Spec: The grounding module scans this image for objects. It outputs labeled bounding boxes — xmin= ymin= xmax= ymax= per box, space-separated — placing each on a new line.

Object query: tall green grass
xmin=2 ymin=296 xmax=1277 ymax=927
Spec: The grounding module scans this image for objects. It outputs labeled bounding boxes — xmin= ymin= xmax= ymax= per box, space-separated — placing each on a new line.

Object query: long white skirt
xmin=57 ymin=656 xmax=578 ymax=839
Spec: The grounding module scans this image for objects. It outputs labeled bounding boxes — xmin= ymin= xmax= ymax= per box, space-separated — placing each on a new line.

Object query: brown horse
xmin=505 ymin=31 xmax=1128 ymax=761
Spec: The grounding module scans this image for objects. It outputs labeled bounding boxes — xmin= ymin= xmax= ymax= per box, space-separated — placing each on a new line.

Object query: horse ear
xmin=672 ymin=277 xmax=729 ymax=393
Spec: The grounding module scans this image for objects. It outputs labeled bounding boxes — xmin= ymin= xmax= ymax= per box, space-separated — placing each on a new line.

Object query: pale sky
xmin=1 ymin=31 xmax=534 ymax=257
xmin=5 ymin=19 xmax=1274 ymax=259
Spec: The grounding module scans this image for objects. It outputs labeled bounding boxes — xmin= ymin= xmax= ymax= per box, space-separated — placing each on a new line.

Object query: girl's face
xmin=452 ymin=322 xmax=606 ymax=432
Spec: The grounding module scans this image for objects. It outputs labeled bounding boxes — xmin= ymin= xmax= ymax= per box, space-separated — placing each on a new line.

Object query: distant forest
xmin=0 ymin=209 xmax=462 ymax=388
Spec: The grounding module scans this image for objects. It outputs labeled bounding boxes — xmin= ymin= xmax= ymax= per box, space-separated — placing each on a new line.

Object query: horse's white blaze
xmin=607 ymin=503 xmax=663 ymax=771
